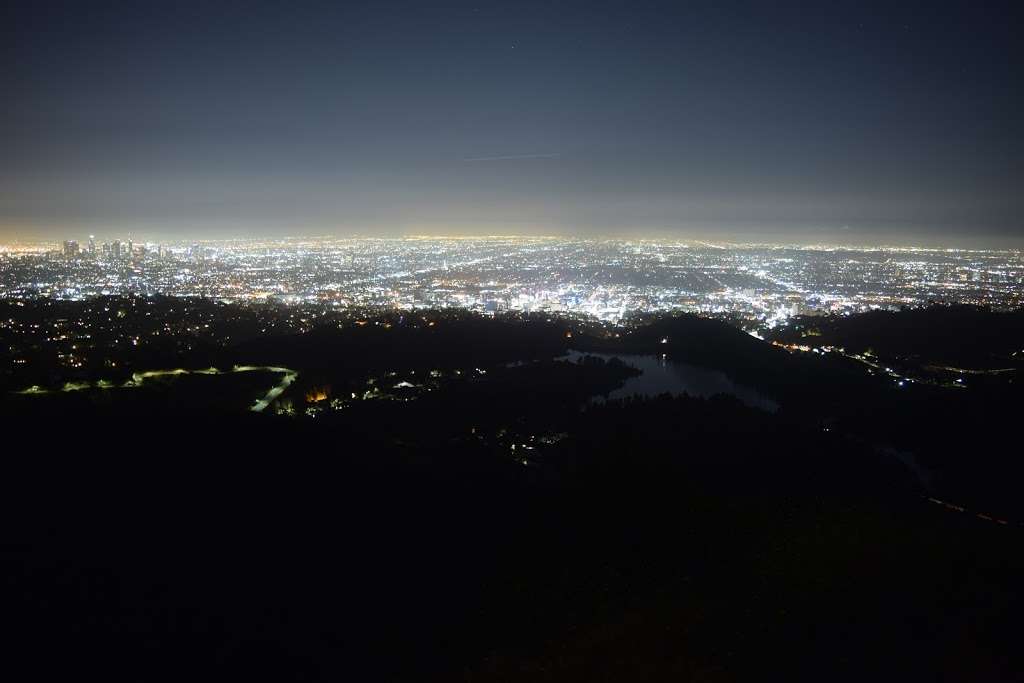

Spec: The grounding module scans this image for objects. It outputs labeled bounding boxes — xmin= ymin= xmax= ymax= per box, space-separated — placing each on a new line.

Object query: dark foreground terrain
xmin=2 ymin=303 xmax=1023 ymax=681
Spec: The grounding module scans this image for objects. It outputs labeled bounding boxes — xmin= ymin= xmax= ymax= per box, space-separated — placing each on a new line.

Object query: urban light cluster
xmin=2 ymin=237 xmax=1022 ymax=324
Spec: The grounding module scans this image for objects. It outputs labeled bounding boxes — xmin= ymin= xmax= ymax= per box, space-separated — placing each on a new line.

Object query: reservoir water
xmin=563 ymin=351 xmax=779 ymax=412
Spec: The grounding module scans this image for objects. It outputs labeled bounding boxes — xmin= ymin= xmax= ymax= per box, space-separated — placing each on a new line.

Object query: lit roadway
xmin=15 ymin=365 xmax=298 ymax=412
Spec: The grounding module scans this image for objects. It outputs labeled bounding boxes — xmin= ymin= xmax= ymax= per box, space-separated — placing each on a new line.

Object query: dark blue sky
xmin=2 ymin=0 xmax=1021 ymax=244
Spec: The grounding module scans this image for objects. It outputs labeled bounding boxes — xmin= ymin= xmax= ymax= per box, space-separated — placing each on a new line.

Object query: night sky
xmin=3 ymin=0 xmax=1021 ymax=244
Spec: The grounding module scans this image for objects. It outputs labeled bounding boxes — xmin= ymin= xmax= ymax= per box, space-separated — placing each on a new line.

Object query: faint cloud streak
xmin=462 ymin=153 xmax=562 ymax=162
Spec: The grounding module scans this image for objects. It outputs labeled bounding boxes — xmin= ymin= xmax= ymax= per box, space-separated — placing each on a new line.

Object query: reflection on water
xmin=563 ymin=351 xmax=779 ymax=412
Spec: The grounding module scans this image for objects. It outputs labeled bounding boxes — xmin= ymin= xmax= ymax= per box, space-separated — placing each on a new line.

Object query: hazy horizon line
xmin=4 ymin=231 xmax=1023 ymax=253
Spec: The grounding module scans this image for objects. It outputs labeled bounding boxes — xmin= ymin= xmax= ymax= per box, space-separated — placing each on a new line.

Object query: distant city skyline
xmin=5 ymin=229 xmax=1024 ymax=251
xmin=4 ymin=237 xmax=1020 ymax=321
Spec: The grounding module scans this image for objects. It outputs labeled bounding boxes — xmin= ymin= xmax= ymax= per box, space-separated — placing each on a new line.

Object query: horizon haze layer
xmin=4 ymin=228 xmax=1023 ymax=252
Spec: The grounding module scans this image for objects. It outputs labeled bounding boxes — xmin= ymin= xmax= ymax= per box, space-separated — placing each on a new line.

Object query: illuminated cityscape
xmin=5 ymin=0 xmax=1024 ymax=678
xmin=3 ymin=237 xmax=1021 ymax=324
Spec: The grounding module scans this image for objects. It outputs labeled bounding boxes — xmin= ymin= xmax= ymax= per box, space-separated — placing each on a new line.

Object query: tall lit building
xmin=88 ymin=235 xmax=96 ymax=255
xmin=62 ymin=240 xmax=79 ymax=258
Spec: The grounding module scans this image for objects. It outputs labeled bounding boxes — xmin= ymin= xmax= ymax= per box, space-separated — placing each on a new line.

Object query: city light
xmin=2 ymin=237 xmax=1020 ymax=323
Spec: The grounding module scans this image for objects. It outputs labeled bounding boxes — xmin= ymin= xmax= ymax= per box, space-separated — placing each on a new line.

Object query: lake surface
xmin=563 ymin=351 xmax=779 ymax=412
